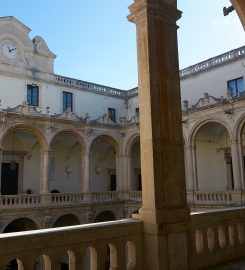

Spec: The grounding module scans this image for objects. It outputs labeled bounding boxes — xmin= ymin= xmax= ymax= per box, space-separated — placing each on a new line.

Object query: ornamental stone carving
xmin=6 ymin=103 xmax=42 ymax=116
xmin=53 ymin=108 xmax=80 ymax=121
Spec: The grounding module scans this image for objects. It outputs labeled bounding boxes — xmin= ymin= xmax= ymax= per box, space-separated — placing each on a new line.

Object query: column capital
xmin=128 ymin=0 xmax=181 ymax=24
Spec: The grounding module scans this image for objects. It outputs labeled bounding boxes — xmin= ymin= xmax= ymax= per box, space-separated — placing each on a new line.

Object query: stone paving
xmin=206 ymin=258 xmax=245 ymax=269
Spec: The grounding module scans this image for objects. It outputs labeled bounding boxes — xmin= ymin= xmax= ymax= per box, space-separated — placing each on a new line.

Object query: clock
xmin=2 ymin=42 xmax=18 ymax=59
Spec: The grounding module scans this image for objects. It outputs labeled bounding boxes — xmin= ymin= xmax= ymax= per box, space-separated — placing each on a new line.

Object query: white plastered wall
xmin=181 ymin=60 xmax=245 ymax=107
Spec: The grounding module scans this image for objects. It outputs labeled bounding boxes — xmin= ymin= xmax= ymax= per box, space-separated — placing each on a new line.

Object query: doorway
xmin=1 ymin=162 xmax=19 ymax=195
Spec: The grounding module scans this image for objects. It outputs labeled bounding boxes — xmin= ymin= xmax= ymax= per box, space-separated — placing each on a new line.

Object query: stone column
xmin=40 ymin=149 xmax=50 ymax=194
xmin=126 ymin=154 xmax=132 ymax=190
xmin=116 ymin=153 xmax=130 ymax=191
xmin=81 ymin=152 xmax=90 ymax=192
xmin=128 ymin=1 xmax=190 ymax=269
xmin=231 ymin=140 xmax=242 ymax=190
xmin=185 ymin=146 xmax=195 ymax=191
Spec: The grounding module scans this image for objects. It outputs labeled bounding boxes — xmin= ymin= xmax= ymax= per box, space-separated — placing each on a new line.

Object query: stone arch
xmin=89 ymin=134 xmax=120 ymax=192
xmin=49 ymin=129 xmax=87 ymax=152
xmin=1 ymin=125 xmax=47 ymax=195
xmin=125 ymin=134 xmax=141 ymax=191
xmin=234 ymin=112 xmax=245 ymax=140
xmin=49 ymin=129 xmax=87 ymax=193
xmin=188 ymin=118 xmax=232 ymax=147
xmin=52 ymin=214 xmax=80 ymax=228
xmin=125 ymin=132 xmax=140 ymax=156
xmin=191 ymin=120 xmax=233 ymax=191
xmin=94 ymin=210 xmax=116 ymax=223
xmin=3 ymin=217 xmax=39 ymax=233
xmin=89 ymin=134 xmax=120 ymax=155
xmin=1 ymin=124 xmax=48 ymax=150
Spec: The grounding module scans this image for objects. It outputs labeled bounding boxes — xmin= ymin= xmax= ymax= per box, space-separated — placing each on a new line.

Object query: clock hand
xmin=9 ymin=48 xmax=16 ymax=53
xmin=7 ymin=45 xmax=11 ymax=52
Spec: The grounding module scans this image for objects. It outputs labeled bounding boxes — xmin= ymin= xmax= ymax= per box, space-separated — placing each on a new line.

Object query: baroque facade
xmin=0 ymin=15 xmax=245 ymax=235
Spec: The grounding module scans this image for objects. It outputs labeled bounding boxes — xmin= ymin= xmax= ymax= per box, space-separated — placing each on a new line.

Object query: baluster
xmin=218 ymin=224 xmax=227 ymax=249
xmin=195 ymin=229 xmax=204 ymax=255
xmin=228 ymin=224 xmax=235 ymax=247
xmin=237 ymin=222 xmax=245 ymax=244
xmin=207 ymin=227 xmax=215 ymax=252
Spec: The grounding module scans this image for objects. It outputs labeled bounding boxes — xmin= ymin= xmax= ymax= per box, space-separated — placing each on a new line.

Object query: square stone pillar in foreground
xmin=128 ymin=0 xmax=190 ymax=269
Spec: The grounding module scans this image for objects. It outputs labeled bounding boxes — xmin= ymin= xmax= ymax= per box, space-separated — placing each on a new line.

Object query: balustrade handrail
xmin=0 ymin=219 xmax=143 ymax=269
xmin=0 ymin=191 xmax=142 ymax=208
xmin=190 ymin=206 xmax=245 ymax=269
xmin=54 ymin=75 xmax=126 ymax=98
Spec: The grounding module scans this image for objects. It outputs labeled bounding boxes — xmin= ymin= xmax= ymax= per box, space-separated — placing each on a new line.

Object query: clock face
xmin=2 ymin=42 xmax=18 ymax=59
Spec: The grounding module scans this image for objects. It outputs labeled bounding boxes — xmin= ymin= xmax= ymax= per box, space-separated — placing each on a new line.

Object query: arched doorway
xmin=1 ymin=129 xmax=41 ymax=195
xmin=49 ymin=131 xmax=84 ymax=193
xmin=90 ymin=136 xmax=118 ymax=192
xmin=129 ymin=137 xmax=141 ymax=190
xmin=194 ymin=122 xmax=232 ymax=191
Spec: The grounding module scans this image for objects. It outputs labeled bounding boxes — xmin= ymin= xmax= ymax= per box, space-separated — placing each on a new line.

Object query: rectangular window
xmin=63 ymin=92 xmax=73 ymax=111
xmin=27 ymin=85 xmax=39 ymax=106
xmin=136 ymin=107 xmax=139 ymax=116
xmin=108 ymin=108 xmax=116 ymax=122
xmin=227 ymin=77 xmax=244 ymax=96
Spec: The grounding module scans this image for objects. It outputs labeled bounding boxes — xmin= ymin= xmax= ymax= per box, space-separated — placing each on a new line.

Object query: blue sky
xmin=0 ymin=1 xmax=244 ymax=90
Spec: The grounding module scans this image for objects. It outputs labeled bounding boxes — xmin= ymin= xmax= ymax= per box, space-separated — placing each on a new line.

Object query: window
xmin=136 ymin=107 xmax=139 ymax=116
xmin=27 ymin=85 xmax=39 ymax=106
xmin=108 ymin=108 xmax=116 ymax=122
xmin=63 ymin=92 xmax=73 ymax=111
xmin=227 ymin=77 xmax=244 ymax=96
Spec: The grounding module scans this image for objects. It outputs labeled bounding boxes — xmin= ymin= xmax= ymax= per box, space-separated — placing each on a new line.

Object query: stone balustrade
xmin=3 ymin=209 xmax=245 ymax=269
xmin=0 ymin=191 xmax=142 ymax=209
xmin=0 ymin=219 xmax=143 ymax=269
xmin=180 ymin=45 xmax=245 ymax=79
xmin=187 ymin=191 xmax=243 ymax=206
xmin=54 ymin=75 xmax=126 ymax=98
xmin=191 ymin=207 xmax=245 ymax=269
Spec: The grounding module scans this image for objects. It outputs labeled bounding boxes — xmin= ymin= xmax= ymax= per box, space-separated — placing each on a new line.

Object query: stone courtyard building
xmin=2 ymin=1 xmax=245 ymax=267
xmin=0 ymin=15 xmax=245 ymax=234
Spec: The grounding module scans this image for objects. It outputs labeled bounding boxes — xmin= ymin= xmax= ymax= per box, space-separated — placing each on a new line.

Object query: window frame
xmin=227 ymin=77 xmax=244 ymax=96
xmin=27 ymin=84 xmax=39 ymax=107
xmin=108 ymin=108 xmax=116 ymax=123
xmin=63 ymin=91 xmax=73 ymax=111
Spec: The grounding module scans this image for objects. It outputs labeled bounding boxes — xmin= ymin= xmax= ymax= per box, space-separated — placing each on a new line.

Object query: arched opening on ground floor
xmin=94 ymin=211 xmax=116 ymax=223
xmin=90 ymin=136 xmax=118 ymax=192
xmin=194 ymin=122 xmax=233 ymax=191
xmin=3 ymin=217 xmax=38 ymax=233
xmin=53 ymin=214 xmax=80 ymax=228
